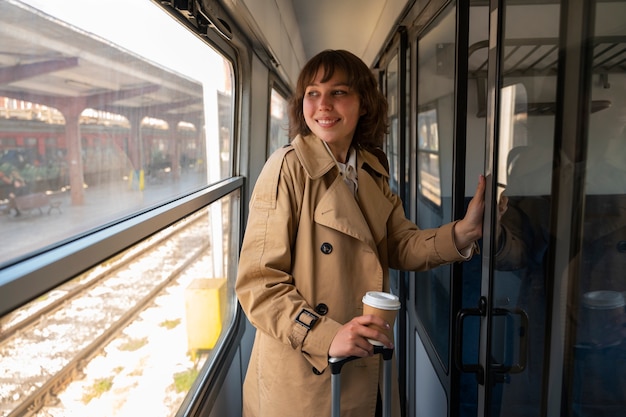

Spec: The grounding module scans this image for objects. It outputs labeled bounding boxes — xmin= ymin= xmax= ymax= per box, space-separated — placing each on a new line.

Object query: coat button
xmin=315 ymin=303 xmax=329 ymax=315
xmin=320 ymin=242 xmax=333 ymax=254
xmin=312 ymin=367 xmax=324 ymax=375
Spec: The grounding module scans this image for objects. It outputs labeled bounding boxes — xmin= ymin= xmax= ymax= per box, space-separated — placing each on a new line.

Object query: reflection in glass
xmin=268 ymin=89 xmax=290 ymax=155
xmin=0 ymin=0 xmax=234 ymax=265
xmin=572 ymin=2 xmax=626 ymax=415
xmin=490 ymin=1 xmax=626 ymax=416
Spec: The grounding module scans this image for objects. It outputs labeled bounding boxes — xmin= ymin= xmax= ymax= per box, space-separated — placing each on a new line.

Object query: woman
xmin=236 ymin=49 xmax=485 ymax=417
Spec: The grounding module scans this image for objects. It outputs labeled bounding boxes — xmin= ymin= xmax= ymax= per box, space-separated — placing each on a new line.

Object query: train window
xmin=414 ymin=4 xmax=457 ymax=369
xmin=417 ymin=104 xmax=441 ymax=207
xmin=0 ymin=0 xmax=234 ymax=265
xmin=268 ymin=88 xmax=290 ymax=155
xmin=0 ymin=191 xmax=241 ymax=416
xmin=385 ymin=53 xmax=401 ymax=193
xmin=1 ymin=0 xmax=242 ymax=415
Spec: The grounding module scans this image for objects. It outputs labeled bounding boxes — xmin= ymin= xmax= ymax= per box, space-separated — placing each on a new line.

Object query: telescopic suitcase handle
xmin=329 ymin=346 xmax=394 ymax=417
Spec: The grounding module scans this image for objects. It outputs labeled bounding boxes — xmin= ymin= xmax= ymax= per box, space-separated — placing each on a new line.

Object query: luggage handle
xmin=329 ymin=346 xmax=394 ymax=417
xmin=329 ymin=345 xmax=393 ymax=374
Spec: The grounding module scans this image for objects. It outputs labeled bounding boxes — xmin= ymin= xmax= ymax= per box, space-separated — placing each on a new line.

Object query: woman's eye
xmin=333 ymin=90 xmax=347 ymax=96
xmin=306 ymin=90 xmax=319 ymax=97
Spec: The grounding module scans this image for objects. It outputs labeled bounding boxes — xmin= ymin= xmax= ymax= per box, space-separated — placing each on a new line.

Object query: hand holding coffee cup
xmin=362 ymin=291 xmax=401 ymax=346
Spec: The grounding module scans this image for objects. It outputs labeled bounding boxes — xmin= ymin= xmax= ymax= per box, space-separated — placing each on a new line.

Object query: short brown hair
xmin=288 ymin=49 xmax=389 ymax=149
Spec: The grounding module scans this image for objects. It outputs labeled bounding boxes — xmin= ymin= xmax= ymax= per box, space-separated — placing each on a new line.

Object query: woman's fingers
xmin=329 ymin=315 xmax=394 ymax=358
xmin=358 ymin=315 xmax=393 ymax=347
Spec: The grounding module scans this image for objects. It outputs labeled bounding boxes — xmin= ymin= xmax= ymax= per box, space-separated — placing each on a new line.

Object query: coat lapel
xmin=293 ymin=134 xmax=393 ymax=250
xmin=314 ymin=175 xmax=376 ymax=249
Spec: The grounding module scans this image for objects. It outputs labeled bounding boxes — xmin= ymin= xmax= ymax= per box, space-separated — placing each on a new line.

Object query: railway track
xmin=0 ymin=210 xmax=213 ymax=417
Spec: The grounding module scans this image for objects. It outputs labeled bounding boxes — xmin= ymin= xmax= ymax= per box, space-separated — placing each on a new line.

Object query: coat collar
xmin=291 ymin=134 xmax=390 ymax=180
xmin=292 ymin=134 xmax=393 ymax=248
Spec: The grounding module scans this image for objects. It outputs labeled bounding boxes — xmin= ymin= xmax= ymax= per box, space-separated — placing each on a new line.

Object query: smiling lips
xmin=317 ymin=118 xmax=339 ymax=127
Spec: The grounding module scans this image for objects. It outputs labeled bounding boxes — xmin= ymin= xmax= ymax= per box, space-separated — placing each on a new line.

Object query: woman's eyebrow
xmin=306 ymin=81 xmax=350 ymax=88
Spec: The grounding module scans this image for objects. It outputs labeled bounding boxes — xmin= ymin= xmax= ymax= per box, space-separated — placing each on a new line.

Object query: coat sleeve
xmin=235 ymin=149 xmax=341 ymax=371
xmin=383 ymin=179 xmax=478 ymax=270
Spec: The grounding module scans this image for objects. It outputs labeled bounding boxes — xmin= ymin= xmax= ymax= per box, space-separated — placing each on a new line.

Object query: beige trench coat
xmin=236 ymin=134 xmax=473 ymax=417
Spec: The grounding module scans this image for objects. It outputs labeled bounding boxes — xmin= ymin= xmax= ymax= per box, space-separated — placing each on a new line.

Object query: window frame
xmin=0 ymin=176 xmax=244 ymax=316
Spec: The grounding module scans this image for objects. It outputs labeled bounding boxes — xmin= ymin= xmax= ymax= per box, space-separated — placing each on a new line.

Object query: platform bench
xmin=14 ymin=192 xmax=62 ymax=215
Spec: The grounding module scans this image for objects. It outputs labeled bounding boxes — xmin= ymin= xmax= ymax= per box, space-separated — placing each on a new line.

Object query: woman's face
xmin=303 ymin=69 xmax=364 ymax=161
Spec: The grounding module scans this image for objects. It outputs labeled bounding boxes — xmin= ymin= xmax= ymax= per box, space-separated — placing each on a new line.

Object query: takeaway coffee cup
xmin=362 ymin=291 xmax=401 ymax=346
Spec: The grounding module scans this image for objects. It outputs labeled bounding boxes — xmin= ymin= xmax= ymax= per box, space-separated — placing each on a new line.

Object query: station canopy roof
xmin=0 ymin=1 xmax=205 ymax=126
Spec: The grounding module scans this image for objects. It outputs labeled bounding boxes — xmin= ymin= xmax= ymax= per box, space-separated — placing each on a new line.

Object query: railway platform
xmin=0 ymin=171 xmax=207 ymax=267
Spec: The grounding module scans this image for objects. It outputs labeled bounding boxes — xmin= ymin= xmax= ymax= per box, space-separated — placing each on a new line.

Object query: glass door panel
xmin=491 ymin=2 xmax=561 ymax=416
xmin=459 ymin=2 xmax=488 ymax=415
xmin=415 ymin=5 xmax=457 ymax=370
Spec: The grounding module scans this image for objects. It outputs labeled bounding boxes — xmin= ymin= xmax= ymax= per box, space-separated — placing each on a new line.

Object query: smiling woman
xmin=234 ymin=48 xmax=483 ymax=417
xmin=290 ymin=50 xmax=389 ymax=162
xmin=302 ymin=70 xmax=363 ymax=163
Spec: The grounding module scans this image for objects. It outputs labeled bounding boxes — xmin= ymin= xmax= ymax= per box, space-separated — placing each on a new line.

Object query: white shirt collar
xmin=337 ymin=148 xmax=358 ymax=196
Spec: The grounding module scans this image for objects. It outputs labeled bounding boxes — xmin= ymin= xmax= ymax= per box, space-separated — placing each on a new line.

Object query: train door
xmin=471 ymin=0 xmax=625 ymax=415
xmin=464 ymin=0 xmax=626 ymax=416
xmin=381 ymin=0 xmax=626 ymax=416
xmin=472 ymin=1 xmax=562 ymax=415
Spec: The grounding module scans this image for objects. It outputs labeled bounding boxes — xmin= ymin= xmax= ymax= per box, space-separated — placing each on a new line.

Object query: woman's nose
xmin=318 ymin=93 xmax=332 ymax=110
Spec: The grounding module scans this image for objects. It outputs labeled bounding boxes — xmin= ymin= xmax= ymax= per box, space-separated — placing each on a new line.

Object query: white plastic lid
xmin=362 ymin=291 xmax=401 ymax=310
xmin=582 ymin=290 xmax=625 ymax=309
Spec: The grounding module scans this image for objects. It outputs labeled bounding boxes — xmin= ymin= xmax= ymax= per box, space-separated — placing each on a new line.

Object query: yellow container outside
xmin=184 ymin=278 xmax=227 ymax=351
